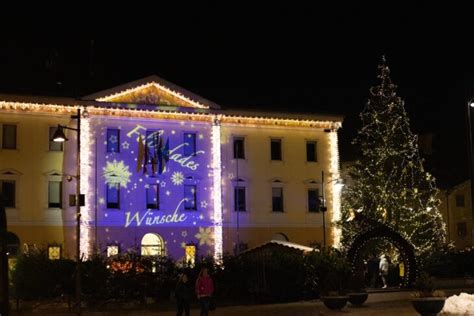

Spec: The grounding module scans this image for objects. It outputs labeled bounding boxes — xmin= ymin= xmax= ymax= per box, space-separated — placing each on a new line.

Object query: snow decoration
xmin=103 ymin=160 xmax=132 ymax=188
xmin=200 ymin=201 xmax=208 ymax=208
xmin=181 ymin=231 xmax=188 ymax=237
xmin=443 ymin=293 xmax=474 ymax=315
xmin=171 ymin=171 xmax=184 ymax=186
xmin=109 ymin=135 xmax=118 ymax=143
xmin=195 ymin=227 xmax=214 ymax=246
xmin=122 ymin=141 xmax=130 ymax=149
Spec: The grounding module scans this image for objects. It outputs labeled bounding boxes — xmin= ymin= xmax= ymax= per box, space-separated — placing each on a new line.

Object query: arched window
xmin=141 ymin=233 xmax=165 ymax=256
xmin=272 ymin=233 xmax=289 ymax=242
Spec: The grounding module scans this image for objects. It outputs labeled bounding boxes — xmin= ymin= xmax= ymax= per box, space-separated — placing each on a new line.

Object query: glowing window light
xmin=80 ymin=114 xmax=93 ymax=258
xmin=96 ymin=82 xmax=210 ymax=109
xmin=211 ymin=116 xmax=223 ymax=261
xmin=329 ymin=129 xmax=342 ymax=249
xmin=185 ymin=244 xmax=196 ymax=267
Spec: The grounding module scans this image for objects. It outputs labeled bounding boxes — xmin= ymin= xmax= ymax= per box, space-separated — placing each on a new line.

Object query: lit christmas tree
xmin=340 ymin=57 xmax=446 ymax=256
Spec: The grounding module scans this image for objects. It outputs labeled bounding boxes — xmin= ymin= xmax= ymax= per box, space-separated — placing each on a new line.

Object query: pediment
xmin=82 ymin=75 xmax=219 ymax=109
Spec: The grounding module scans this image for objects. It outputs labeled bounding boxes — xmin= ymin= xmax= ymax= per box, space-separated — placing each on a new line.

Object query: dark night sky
xmin=1 ymin=3 xmax=473 ymax=187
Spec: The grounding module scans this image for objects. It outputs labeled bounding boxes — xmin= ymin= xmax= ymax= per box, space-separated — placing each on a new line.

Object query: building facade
xmin=438 ymin=180 xmax=474 ymax=249
xmin=0 ymin=76 xmax=343 ymax=261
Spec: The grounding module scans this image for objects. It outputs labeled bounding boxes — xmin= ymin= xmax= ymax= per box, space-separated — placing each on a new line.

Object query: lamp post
xmin=52 ymin=108 xmax=82 ymax=315
xmin=467 ymin=101 xmax=474 ymax=246
xmin=321 ymin=171 xmax=327 ymax=248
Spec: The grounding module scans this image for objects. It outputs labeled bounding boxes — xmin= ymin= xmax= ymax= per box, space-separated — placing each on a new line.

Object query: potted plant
xmin=317 ymin=249 xmax=351 ymax=310
xmin=410 ymin=272 xmax=446 ymax=316
xmin=347 ymin=270 xmax=368 ymax=306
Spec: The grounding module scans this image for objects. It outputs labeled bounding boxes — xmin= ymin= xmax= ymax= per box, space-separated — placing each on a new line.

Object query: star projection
xmin=171 ymin=171 xmax=184 ymax=185
xmin=103 ymin=160 xmax=132 ymax=188
xmin=195 ymin=227 xmax=214 ymax=246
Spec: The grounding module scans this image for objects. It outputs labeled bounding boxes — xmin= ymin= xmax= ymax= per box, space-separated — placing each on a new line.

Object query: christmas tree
xmin=340 ymin=57 xmax=446 ymax=256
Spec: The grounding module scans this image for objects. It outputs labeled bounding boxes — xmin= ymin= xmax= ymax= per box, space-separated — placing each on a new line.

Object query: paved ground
xmin=7 ymin=288 xmax=474 ymax=315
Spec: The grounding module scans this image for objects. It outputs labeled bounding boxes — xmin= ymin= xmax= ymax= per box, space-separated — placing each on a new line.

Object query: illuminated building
xmin=0 ymin=75 xmax=342 ymax=260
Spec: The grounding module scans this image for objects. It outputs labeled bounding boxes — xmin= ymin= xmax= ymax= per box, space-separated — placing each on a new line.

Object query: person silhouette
xmin=379 ymin=254 xmax=389 ymax=289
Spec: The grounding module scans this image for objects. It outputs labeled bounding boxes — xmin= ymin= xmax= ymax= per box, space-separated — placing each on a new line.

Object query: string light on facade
xmin=96 ymin=82 xmax=210 ymax=109
xmin=80 ymin=113 xmax=93 ymax=258
xmin=211 ymin=115 xmax=223 ymax=260
xmin=329 ymin=129 xmax=342 ymax=249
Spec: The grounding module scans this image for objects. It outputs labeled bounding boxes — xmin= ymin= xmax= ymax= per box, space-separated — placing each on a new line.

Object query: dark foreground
xmin=7 ymin=288 xmax=474 ymax=316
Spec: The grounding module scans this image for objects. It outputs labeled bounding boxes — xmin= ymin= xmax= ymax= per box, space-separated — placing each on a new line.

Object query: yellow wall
xmin=0 ymin=111 xmax=70 ymax=253
xmin=439 ymin=181 xmax=473 ymax=249
xmin=220 ymin=123 xmax=338 ymax=252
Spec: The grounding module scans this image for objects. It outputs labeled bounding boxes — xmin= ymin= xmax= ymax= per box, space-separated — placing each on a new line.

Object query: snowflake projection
xmin=166 ymin=190 xmax=171 ymax=196
xmin=171 ymin=130 xmax=176 ymax=134
xmin=228 ymin=173 xmax=234 ymax=179
xmin=99 ymin=198 xmax=105 ymax=205
xmin=109 ymin=135 xmax=118 ymax=143
xmin=160 ymin=181 xmax=166 ymax=188
xmin=200 ymin=201 xmax=208 ymax=208
xmin=180 ymin=242 xmax=187 ymax=248
xmin=171 ymin=171 xmax=184 ymax=186
xmin=144 ymin=184 xmax=150 ymax=189
xmin=181 ymin=231 xmax=188 ymax=237
xmin=195 ymin=227 xmax=214 ymax=246
xmin=198 ymin=134 xmax=204 ymax=140
xmin=103 ymin=160 xmax=132 ymax=188
xmin=122 ymin=141 xmax=130 ymax=149
xmin=199 ymin=214 xmax=205 ymax=220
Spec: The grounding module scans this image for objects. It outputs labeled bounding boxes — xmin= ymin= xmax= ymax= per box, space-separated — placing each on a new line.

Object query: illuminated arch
xmin=141 ymin=233 xmax=166 ymax=256
xmin=346 ymin=215 xmax=417 ymax=288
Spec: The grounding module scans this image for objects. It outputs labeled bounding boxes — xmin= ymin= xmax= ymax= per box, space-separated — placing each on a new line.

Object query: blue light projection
xmin=91 ymin=118 xmax=215 ymax=260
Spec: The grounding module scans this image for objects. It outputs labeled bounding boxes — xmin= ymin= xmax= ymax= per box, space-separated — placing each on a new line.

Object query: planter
xmin=411 ymin=297 xmax=446 ymax=316
xmin=348 ymin=292 xmax=368 ymax=306
xmin=321 ymin=296 xmax=349 ymax=310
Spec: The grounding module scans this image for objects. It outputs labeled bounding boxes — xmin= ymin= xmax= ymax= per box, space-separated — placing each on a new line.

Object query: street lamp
xmin=52 ymin=108 xmax=82 ymax=315
xmin=467 ymin=100 xmax=474 ymax=246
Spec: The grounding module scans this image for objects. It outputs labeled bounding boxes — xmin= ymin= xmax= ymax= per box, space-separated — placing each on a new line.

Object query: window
xmin=272 ymin=187 xmax=284 ymax=212
xmin=234 ymin=186 xmax=246 ymax=212
xmin=106 ymin=183 xmax=120 ymax=209
xmin=107 ymin=245 xmax=119 ymax=257
xmin=271 ymin=139 xmax=282 ymax=160
xmin=49 ymin=126 xmax=63 ymax=151
xmin=456 ymin=194 xmax=465 ymax=207
xmin=233 ymin=137 xmax=245 ymax=159
xmin=106 ymin=129 xmax=120 ymax=153
xmin=458 ymin=222 xmax=467 ymax=237
xmin=308 ymin=188 xmax=321 ymax=212
xmin=0 ymin=180 xmax=15 ymax=208
xmin=184 ymin=185 xmax=197 ymax=210
xmin=306 ymin=141 xmax=317 ymax=162
xmin=146 ymin=184 xmax=159 ymax=209
xmin=2 ymin=124 xmax=17 ymax=149
xmin=48 ymin=181 xmax=62 ymax=208
xmin=185 ymin=244 xmax=196 ymax=267
xmin=184 ymin=133 xmax=196 ymax=156
xmin=48 ymin=245 xmax=61 ymax=260
xmin=141 ymin=233 xmax=165 ymax=256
